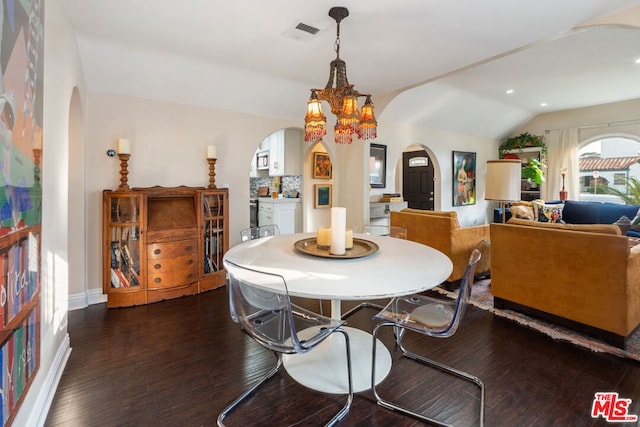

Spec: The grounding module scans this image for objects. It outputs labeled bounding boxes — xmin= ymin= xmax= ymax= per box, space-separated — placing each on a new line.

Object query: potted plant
xmin=521 ymin=158 xmax=545 ymax=188
xmin=499 ymin=132 xmax=547 ymax=160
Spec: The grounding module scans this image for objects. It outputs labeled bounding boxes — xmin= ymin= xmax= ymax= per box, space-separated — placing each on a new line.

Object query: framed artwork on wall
xmin=369 ymin=144 xmax=387 ymax=188
xmin=313 ymin=152 xmax=332 ymax=179
xmin=314 ymin=184 xmax=332 ymax=208
xmin=452 ymin=151 xmax=476 ymax=206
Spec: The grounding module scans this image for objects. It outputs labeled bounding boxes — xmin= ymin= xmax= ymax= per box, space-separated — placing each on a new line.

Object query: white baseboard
xmin=20 ymin=334 xmax=71 ymax=427
xmin=68 ymin=289 xmax=107 ymax=311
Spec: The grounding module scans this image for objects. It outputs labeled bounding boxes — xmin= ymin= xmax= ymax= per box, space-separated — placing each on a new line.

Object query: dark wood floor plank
xmin=44 ymin=287 xmax=640 ymax=426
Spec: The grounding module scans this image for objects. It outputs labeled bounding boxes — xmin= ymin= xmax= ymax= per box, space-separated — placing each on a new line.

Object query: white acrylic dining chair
xmin=370 ymin=247 xmax=485 ymax=426
xmin=340 ymin=225 xmax=408 ymax=320
xmin=218 ymin=260 xmax=353 ymax=426
xmin=362 ymin=224 xmax=408 ymax=240
xmin=240 ymin=224 xmax=280 ymax=242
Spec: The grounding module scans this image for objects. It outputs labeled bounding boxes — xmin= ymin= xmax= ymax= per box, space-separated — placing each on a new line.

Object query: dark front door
xmin=403 ymin=150 xmax=434 ymax=210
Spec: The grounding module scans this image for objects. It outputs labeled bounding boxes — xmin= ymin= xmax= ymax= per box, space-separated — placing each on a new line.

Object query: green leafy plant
xmin=499 ymin=132 xmax=547 ymax=159
xmin=605 ymin=176 xmax=640 ymax=205
xmin=521 ymin=158 xmax=545 ymax=185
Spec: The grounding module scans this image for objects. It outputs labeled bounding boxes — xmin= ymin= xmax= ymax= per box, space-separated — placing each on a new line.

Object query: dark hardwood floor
xmin=45 ymin=287 xmax=640 ymax=426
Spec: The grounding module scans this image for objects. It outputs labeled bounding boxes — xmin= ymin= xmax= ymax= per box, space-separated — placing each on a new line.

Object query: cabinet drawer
xmin=147 ymin=265 xmax=198 ymax=289
xmin=148 ymin=255 xmax=196 ymax=274
xmin=370 ymin=204 xmax=388 ymax=219
xmin=259 ymin=202 xmax=274 ymax=213
xmin=147 ymin=239 xmax=196 ymax=259
xmin=259 ymin=214 xmax=273 ymax=225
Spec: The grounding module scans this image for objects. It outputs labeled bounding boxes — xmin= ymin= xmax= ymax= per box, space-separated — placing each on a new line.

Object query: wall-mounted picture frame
xmin=369 ymin=143 xmax=387 ymax=188
xmin=313 ymin=152 xmax=332 ymax=179
xmin=452 ymin=151 xmax=477 ymax=206
xmin=314 ymin=184 xmax=332 ymax=208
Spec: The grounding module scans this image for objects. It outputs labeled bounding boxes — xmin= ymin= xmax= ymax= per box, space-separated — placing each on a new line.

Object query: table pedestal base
xmin=283 ymin=326 xmax=391 ymax=394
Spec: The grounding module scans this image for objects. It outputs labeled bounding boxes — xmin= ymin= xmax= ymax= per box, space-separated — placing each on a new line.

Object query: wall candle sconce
xmin=559 ymin=168 xmax=568 ymax=201
xmin=206 ymin=145 xmax=217 ymax=189
xmin=117 ymin=138 xmax=131 ymax=191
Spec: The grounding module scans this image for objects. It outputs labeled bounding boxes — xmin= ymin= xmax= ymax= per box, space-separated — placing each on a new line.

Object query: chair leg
xmin=217 ymin=355 xmax=283 ymax=426
xmin=341 ymin=302 xmax=385 ymax=320
xmin=326 ymin=328 xmax=353 ymax=427
xmin=371 ymin=322 xmax=485 ymax=427
xmin=218 ymin=330 xmax=354 ymax=427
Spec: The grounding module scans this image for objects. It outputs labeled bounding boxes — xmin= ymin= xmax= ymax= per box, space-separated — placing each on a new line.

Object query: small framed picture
xmin=314 ymin=184 xmax=332 ymax=208
xmin=313 ymin=152 xmax=332 ymax=179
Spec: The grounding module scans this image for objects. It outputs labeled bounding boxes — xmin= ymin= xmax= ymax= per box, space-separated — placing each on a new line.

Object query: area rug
xmin=434 ymin=279 xmax=640 ymax=362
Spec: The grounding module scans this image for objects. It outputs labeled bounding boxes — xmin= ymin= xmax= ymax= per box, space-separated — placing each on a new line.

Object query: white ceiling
xmin=62 ymin=0 xmax=640 ymax=139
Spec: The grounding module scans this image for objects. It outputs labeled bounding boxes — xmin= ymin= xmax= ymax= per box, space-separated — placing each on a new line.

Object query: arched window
xmin=578 ymin=136 xmax=640 ymax=203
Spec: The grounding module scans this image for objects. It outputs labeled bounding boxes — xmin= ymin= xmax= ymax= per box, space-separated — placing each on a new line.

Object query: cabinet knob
xmin=154 ymin=264 xmax=161 ymax=269
xmin=188 ymin=273 xmax=193 ymax=279
xmin=186 ymin=245 xmax=193 ymax=251
xmin=188 ymin=259 xmax=194 ymax=265
xmin=154 ymin=278 xmax=161 ymax=283
xmin=154 ymin=249 xmax=161 ymax=255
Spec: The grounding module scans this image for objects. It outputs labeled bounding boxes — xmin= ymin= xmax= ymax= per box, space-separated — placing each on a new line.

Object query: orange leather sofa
xmin=390 ymin=209 xmax=490 ymax=282
xmin=490 ymin=218 xmax=640 ymax=349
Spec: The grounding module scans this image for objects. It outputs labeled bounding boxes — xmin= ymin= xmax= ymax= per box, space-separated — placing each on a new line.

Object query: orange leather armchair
xmin=391 ymin=209 xmax=490 ymax=282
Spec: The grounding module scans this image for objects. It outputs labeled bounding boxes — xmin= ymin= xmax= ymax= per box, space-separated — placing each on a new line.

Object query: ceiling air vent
xmin=295 ymin=22 xmax=320 ymax=35
xmin=284 ymin=21 xmax=321 ymax=42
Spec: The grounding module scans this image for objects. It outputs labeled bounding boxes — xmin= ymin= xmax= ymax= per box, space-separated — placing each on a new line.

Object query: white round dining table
xmin=223 ymin=232 xmax=452 ymax=394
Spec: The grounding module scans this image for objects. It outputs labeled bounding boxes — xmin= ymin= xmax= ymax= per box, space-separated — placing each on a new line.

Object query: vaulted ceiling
xmin=63 ymin=0 xmax=640 ymax=139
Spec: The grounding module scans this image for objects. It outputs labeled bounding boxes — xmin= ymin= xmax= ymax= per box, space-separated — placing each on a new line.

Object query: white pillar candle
xmin=206 ymin=145 xmax=217 ymax=159
xmin=33 ymin=130 xmax=43 ymax=149
xmin=117 ymin=138 xmax=130 ymax=154
xmin=345 ymin=228 xmax=353 ymax=249
xmin=330 ymin=207 xmax=346 ymax=255
xmin=317 ymin=226 xmax=331 ymax=249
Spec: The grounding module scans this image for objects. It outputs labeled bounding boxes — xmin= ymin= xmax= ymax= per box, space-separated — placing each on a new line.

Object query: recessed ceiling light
xmin=635 ymin=58 xmax=640 ymax=64
xmin=540 ymin=102 xmax=548 ymax=107
xmin=506 ymin=89 xmax=514 ymax=94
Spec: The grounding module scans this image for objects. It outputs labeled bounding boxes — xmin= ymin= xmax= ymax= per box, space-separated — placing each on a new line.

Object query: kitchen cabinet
xmin=258 ymin=198 xmax=301 ymax=234
xmin=268 ymin=129 xmax=302 ymax=176
xmin=103 ymin=186 xmax=228 ymax=307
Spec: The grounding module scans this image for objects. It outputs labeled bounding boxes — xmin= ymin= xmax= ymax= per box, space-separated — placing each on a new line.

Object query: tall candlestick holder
xmin=117 ymin=153 xmax=131 ymax=191
xmin=559 ymin=170 xmax=568 ymax=201
xmin=207 ymin=158 xmax=217 ymax=189
xmin=33 ymin=148 xmax=42 ymax=189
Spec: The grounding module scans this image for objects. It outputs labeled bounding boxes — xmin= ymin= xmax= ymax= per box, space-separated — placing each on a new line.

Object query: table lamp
xmin=486 ymin=160 xmax=521 ymax=223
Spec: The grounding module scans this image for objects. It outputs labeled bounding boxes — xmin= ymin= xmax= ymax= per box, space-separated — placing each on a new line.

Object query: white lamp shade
xmin=485 ymin=160 xmax=521 ymax=201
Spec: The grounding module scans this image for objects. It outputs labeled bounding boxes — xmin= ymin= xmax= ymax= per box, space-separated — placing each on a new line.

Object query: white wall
xmin=84 ymin=96 xmax=501 ymax=298
xmin=372 ymin=120 xmax=498 ymax=227
xmin=85 ymin=93 xmax=302 ymax=298
xmin=19 ymin=0 xmax=88 ymax=425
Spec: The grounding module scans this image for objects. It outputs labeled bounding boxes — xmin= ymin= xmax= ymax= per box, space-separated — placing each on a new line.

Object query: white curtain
xmin=543 ymin=128 xmax=579 ymax=201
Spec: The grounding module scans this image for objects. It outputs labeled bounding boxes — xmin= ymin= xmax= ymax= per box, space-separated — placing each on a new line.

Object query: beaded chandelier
xmin=304 ymin=7 xmax=377 ymax=144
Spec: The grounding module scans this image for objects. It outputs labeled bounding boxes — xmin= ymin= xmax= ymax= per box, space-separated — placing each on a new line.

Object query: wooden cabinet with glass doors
xmin=198 ymin=189 xmax=229 ymax=291
xmin=103 ymin=186 xmax=228 ymax=307
xmin=102 ymin=191 xmax=146 ymax=307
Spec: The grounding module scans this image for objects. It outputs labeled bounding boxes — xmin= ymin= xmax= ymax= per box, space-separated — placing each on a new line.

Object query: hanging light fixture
xmin=304 ymin=6 xmax=377 ymax=144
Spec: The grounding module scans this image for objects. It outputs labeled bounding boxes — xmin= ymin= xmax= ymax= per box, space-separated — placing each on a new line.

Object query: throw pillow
xmin=510 ymin=204 xmax=534 ymax=220
xmin=615 ymin=215 xmax=632 ymax=235
xmin=538 ymin=203 xmax=564 ymax=223
xmin=531 ymin=199 xmax=546 ymax=221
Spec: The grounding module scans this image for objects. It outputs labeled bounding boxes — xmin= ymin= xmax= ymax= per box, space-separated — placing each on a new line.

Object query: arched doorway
xmin=402 ymin=147 xmax=435 ymax=210
xmin=68 ymin=88 xmax=86 ymax=306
